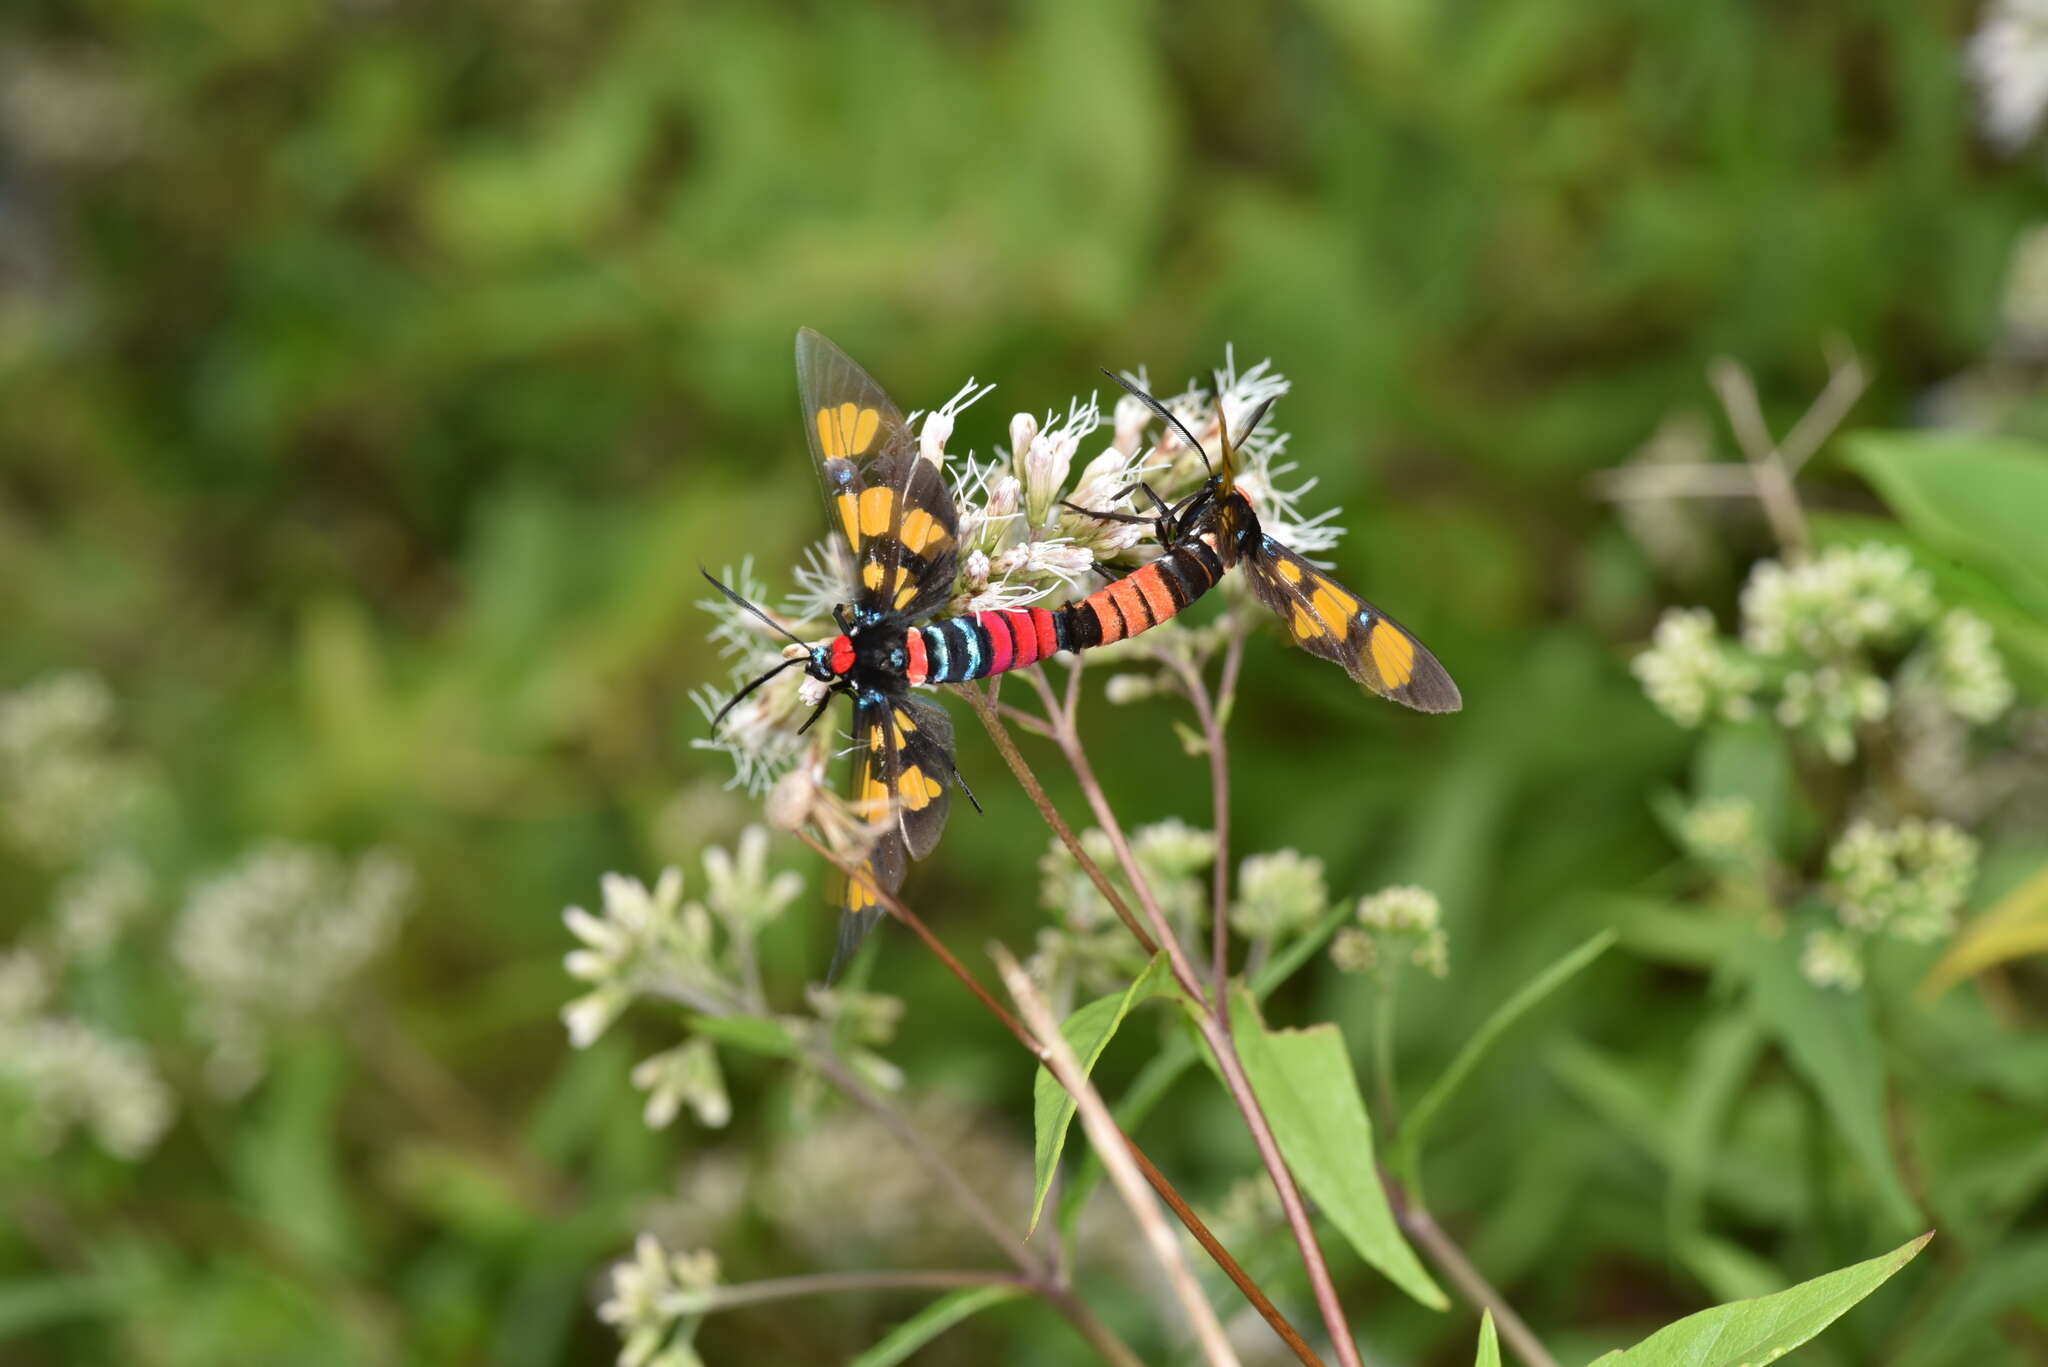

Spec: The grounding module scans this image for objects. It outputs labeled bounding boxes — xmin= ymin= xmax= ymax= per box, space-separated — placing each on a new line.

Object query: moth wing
xmin=1239 ymin=535 xmax=1461 ymax=713
xmin=796 ymin=329 xmax=959 ymax=619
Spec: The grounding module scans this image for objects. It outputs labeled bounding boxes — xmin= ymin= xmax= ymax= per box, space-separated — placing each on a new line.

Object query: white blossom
xmin=1969 ymin=0 xmax=2048 ymax=150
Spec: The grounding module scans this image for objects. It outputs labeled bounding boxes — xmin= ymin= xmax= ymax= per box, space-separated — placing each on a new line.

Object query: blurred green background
xmin=4 ymin=0 xmax=2045 ymax=1363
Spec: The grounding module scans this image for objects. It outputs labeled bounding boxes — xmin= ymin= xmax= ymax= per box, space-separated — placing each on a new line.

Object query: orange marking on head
xmin=1369 ymin=622 xmax=1417 ymax=687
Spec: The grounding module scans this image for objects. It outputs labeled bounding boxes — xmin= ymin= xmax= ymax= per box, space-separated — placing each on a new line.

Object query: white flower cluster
xmin=53 ymin=850 xmax=154 ymax=960
xmin=695 ymin=351 xmax=1334 ymax=795
xmin=173 ymin=842 xmax=413 ymax=1094
xmin=1673 ymin=795 xmax=1767 ymax=873
xmin=1636 ymin=544 xmax=2012 ymax=762
xmin=1969 ymin=0 xmax=2048 ymax=151
xmin=1633 ymin=608 xmax=1762 ymax=729
xmin=1923 ymin=608 xmax=2016 ymax=724
xmin=1332 ymin=884 xmax=1450 ymax=979
xmin=1826 ymin=817 xmax=1980 ymax=944
xmin=1740 ymin=545 xmax=1936 ymax=656
xmin=0 ymin=950 xmax=171 ymax=1160
xmin=1801 ymin=816 xmax=1982 ymax=992
xmin=1030 ymin=820 xmax=1214 ymax=999
xmin=0 ymin=672 xmax=144 ymax=866
xmin=0 ymin=1010 xmax=174 ymax=1159
xmin=596 ymin=1232 xmax=718 ymax=1367
xmin=559 ymin=828 xmax=904 ymax=1129
xmin=1229 ymin=849 xmax=1328 ymax=941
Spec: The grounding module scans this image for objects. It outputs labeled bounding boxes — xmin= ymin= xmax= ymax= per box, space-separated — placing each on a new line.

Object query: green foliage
xmin=1225 ymin=985 xmax=1445 ymax=1309
xmin=1029 ymin=953 xmax=1172 ymax=1231
xmin=1588 ymin=1233 xmax=1930 ymax=1367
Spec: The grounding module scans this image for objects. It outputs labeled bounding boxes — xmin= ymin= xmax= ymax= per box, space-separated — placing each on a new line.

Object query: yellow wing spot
xmin=857 ymin=773 xmax=891 ymax=818
xmin=817 ymin=403 xmax=883 ymax=459
xmin=900 ymin=507 xmax=948 ymax=554
xmin=1290 ymin=602 xmax=1324 ymax=642
xmin=899 ymin=764 xmax=933 ymax=811
xmin=868 ymin=724 xmax=886 ymax=751
xmin=848 ymin=871 xmax=877 ymax=910
xmin=861 ymin=561 xmax=886 ymax=590
xmin=1369 ymin=622 xmax=1417 ymax=688
xmin=893 ymin=708 xmax=917 ymax=733
xmin=1311 ymin=581 xmax=1359 ymax=637
xmin=1275 ymin=558 xmax=1304 ymax=584
xmin=858 ymin=486 xmax=895 ymax=538
xmin=893 ymin=582 xmax=918 ymax=610
xmin=835 ymin=492 xmax=859 ymax=547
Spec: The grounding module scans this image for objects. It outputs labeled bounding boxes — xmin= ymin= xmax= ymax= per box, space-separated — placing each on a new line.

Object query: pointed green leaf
xmin=1475 ymin=1310 xmax=1500 ymax=1367
xmin=1029 ymin=953 xmax=1172 ymax=1231
xmin=847 ymin=1285 xmax=1027 ymax=1367
xmin=1844 ymin=431 xmax=2048 ymax=616
xmin=1589 ymin=1232 xmax=1930 ymax=1366
xmin=1056 ymin=904 xmax=1359 ymax=1240
xmin=1227 ymin=985 xmax=1447 ymax=1309
xmin=1392 ymin=931 xmax=1616 ymax=1191
xmin=1745 ymin=930 xmax=1920 ymax=1231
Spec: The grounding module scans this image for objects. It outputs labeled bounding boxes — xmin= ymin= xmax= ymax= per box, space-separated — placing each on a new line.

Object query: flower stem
xmin=1023 ymin=667 xmax=1366 ymax=1367
xmin=800 ymin=815 xmax=1325 ymax=1366
xmin=997 ymin=947 xmax=1243 ymax=1367
xmin=1387 ymin=1182 xmax=1559 ymax=1367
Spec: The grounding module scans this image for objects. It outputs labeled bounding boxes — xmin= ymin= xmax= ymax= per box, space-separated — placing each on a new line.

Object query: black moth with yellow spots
xmin=734 ymin=330 xmax=1456 ymax=977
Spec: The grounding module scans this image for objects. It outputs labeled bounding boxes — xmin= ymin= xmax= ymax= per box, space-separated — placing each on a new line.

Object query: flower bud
xmin=1008 ymin=411 xmax=1039 ymax=466
xmin=918 ymin=407 xmax=954 ymax=464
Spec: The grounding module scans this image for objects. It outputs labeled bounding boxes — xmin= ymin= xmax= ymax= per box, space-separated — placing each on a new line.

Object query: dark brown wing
xmin=1239 ymin=533 xmax=1461 ymax=713
xmin=830 ymin=690 xmax=958 ymax=976
xmin=795 ymin=329 xmax=959 ymax=620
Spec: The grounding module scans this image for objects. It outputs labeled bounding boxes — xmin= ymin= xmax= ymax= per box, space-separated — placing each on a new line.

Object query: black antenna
xmin=700 ymin=568 xmax=807 ymax=648
xmin=709 ymin=658 xmax=800 ymax=731
xmin=1102 ymin=369 xmax=1213 ymax=478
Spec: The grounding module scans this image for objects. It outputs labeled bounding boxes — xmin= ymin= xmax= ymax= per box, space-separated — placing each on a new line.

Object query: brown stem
xmin=1025 ymin=669 xmax=1365 ymax=1367
xmin=962 ymin=681 xmax=1158 ymax=957
xmin=799 ymin=822 xmax=1323 ymax=1366
xmin=1166 ymin=640 xmax=1240 ymax=1009
xmin=1389 ymin=1184 xmax=1558 ymax=1367
xmin=997 ymin=947 xmax=1243 ymax=1367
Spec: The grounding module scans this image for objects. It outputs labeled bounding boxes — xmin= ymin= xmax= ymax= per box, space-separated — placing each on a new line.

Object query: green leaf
xmin=1808 ymin=512 xmax=2048 ymax=688
xmin=1744 ymin=930 xmax=1920 ymax=1231
xmin=1919 ymin=861 xmax=2048 ymax=1002
xmin=1474 ymin=1310 xmax=1500 ymax=1367
xmin=1226 ymin=985 xmax=1447 ymax=1309
xmin=686 ymin=1012 xmax=798 ymax=1058
xmin=1392 ymin=931 xmax=1616 ymax=1191
xmin=1667 ymin=1015 xmax=1765 ymax=1244
xmin=1844 ymin=431 xmax=2048 ymax=617
xmin=1693 ymin=722 xmax=1797 ymax=854
xmin=1030 ymin=954 xmax=1173 ymax=1232
xmin=846 ymin=1285 xmax=1027 ymax=1367
xmin=0 ymin=1276 xmax=114 ymax=1337
xmin=1588 ymin=1232 xmax=1930 ymax=1366
xmin=1055 ymin=910 xmax=1352 ymax=1242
